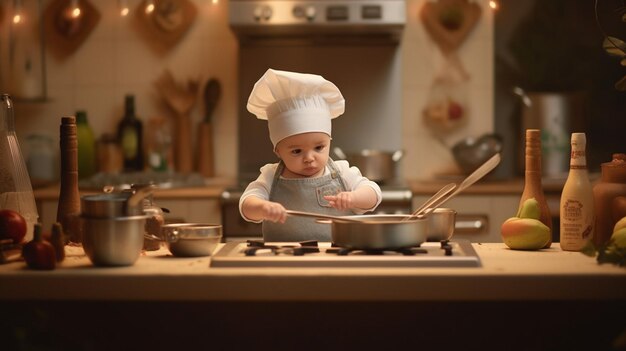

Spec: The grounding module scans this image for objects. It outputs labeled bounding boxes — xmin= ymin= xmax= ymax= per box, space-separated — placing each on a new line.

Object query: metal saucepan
xmin=81 ymin=185 xmax=155 ymax=218
xmin=333 ymin=147 xmax=403 ymax=183
xmin=326 ymin=214 xmax=427 ymax=250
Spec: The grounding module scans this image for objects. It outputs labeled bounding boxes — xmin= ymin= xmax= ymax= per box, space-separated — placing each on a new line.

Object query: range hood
xmin=229 ymin=0 xmax=406 ymax=45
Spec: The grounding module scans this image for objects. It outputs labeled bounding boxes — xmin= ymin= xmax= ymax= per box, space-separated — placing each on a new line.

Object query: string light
xmin=145 ymin=0 xmax=155 ymax=14
xmin=12 ymin=0 xmax=23 ymax=24
xmin=70 ymin=0 xmax=81 ymax=18
xmin=489 ymin=1 xmax=498 ymax=10
xmin=119 ymin=0 xmax=130 ymax=17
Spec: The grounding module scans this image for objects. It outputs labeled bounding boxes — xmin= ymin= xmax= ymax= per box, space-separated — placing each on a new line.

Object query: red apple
xmin=22 ymin=223 xmax=56 ymax=270
xmin=0 ymin=209 xmax=27 ymax=244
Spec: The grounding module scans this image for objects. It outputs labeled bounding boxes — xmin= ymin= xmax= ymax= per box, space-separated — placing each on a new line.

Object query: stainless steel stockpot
xmin=334 ymin=148 xmax=403 ymax=183
xmin=81 ymin=215 xmax=149 ymax=266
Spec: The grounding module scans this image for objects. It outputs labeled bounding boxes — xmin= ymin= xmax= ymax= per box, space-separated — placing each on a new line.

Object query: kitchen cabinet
xmin=1 ymin=243 xmax=624 ymax=350
xmin=412 ymin=194 xmax=519 ymax=242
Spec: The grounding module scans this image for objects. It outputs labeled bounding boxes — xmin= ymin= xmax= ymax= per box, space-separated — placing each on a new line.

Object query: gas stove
xmin=210 ymin=239 xmax=481 ymax=268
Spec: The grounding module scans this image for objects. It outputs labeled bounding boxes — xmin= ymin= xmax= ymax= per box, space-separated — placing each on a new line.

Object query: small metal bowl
xmin=161 ymin=223 xmax=222 ymax=257
xmin=426 ymin=208 xmax=457 ymax=242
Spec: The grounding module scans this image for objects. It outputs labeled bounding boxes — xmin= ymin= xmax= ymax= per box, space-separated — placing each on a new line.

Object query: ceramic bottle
xmin=560 ymin=133 xmax=594 ymax=251
xmin=519 ymin=129 xmax=552 ymax=248
xmin=592 ymin=153 xmax=626 ymax=247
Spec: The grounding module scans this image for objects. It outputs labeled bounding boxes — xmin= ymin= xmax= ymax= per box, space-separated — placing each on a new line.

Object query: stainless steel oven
xmin=226 ymin=0 xmax=409 ymax=241
xmin=229 ymin=0 xmax=407 ymax=181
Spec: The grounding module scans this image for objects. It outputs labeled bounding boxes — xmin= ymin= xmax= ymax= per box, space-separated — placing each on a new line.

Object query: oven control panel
xmin=229 ymin=0 xmax=405 ymax=25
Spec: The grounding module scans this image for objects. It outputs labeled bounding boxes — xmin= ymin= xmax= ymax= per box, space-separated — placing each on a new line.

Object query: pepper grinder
xmin=57 ymin=116 xmax=82 ymax=244
xmin=519 ymin=129 xmax=553 ymax=248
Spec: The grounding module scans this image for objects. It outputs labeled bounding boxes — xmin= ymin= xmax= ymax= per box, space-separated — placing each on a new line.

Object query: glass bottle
xmin=76 ymin=110 xmax=96 ymax=179
xmin=0 ymin=94 xmax=39 ymax=241
xmin=117 ymin=95 xmax=144 ymax=172
xmin=560 ymin=133 xmax=594 ymax=251
xmin=519 ymin=129 xmax=553 ymax=248
xmin=145 ymin=116 xmax=172 ymax=172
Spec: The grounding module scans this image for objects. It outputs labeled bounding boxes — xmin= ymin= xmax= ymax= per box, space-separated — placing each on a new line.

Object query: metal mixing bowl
xmin=81 ymin=215 xmax=148 ymax=266
xmin=161 ymin=223 xmax=222 ymax=257
xmin=452 ymin=134 xmax=502 ymax=174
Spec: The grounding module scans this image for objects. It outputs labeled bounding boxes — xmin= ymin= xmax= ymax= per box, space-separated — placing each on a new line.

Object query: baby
xmin=239 ymin=69 xmax=382 ymax=242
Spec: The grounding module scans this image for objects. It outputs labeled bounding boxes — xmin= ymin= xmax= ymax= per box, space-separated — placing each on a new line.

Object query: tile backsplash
xmin=1 ymin=0 xmax=495 ymax=182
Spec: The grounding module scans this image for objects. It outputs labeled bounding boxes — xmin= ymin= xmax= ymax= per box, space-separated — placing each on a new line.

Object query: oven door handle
xmin=454 ymin=215 xmax=488 ymax=235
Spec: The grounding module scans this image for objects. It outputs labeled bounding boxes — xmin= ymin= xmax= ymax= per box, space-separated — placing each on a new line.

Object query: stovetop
xmin=210 ymin=239 xmax=481 ymax=268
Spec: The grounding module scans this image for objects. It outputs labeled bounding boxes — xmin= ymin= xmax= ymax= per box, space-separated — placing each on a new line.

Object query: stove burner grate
xmin=244 ymin=240 xmax=320 ymax=256
xmin=243 ymin=239 xmax=454 ymax=256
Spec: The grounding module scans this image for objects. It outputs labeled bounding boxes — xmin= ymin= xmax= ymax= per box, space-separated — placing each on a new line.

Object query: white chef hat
xmin=247 ymin=69 xmax=345 ymax=147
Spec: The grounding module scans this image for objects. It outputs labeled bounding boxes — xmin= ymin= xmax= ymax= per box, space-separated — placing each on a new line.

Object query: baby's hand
xmin=262 ymin=201 xmax=287 ymax=223
xmin=324 ymin=192 xmax=355 ymax=211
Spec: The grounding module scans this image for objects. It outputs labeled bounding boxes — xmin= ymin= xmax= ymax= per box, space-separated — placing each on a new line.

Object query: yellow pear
xmin=501 ymin=217 xmax=551 ymax=250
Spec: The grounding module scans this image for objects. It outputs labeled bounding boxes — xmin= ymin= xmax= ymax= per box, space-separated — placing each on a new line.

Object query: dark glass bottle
xmin=117 ymin=95 xmax=144 ymax=172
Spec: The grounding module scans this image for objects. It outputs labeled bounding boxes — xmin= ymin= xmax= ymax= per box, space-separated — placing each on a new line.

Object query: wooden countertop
xmin=1 ymin=243 xmax=624 ymax=302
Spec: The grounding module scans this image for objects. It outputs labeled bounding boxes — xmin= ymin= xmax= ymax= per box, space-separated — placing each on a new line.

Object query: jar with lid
xmin=25 ymin=133 xmax=57 ymax=186
xmin=0 ymin=94 xmax=39 ymax=241
xmin=592 ymin=153 xmax=626 ymax=247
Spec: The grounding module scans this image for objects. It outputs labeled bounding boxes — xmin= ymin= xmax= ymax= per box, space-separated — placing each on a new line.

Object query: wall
xmin=2 ymin=0 xmax=495 ymax=183
xmin=402 ymin=0 xmax=494 ymax=180
xmin=2 ymin=0 xmax=239 ymax=179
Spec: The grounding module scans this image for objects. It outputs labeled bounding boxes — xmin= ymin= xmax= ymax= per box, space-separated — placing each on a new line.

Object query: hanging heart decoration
xmin=420 ymin=0 xmax=481 ymax=134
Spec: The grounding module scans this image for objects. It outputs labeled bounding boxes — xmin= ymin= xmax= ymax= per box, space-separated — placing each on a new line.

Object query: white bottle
xmin=560 ymin=133 xmax=595 ymax=251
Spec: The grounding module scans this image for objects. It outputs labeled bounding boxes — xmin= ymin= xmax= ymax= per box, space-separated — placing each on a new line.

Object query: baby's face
xmin=275 ymin=132 xmax=331 ymax=178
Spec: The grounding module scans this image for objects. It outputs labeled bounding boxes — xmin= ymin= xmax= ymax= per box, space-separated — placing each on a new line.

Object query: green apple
xmin=501 ymin=217 xmax=551 ymax=250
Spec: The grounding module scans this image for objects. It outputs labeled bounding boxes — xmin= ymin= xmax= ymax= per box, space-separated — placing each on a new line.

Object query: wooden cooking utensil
xmin=196 ymin=78 xmax=221 ymax=177
xmin=154 ymin=70 xmax=199 ymax=174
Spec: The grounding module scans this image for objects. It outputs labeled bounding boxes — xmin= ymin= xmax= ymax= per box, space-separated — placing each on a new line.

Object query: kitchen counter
xmin=1 ymin=243 xmax=624 ymax=302
xmin=2 ymin=243 xmax=624 ymax=351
